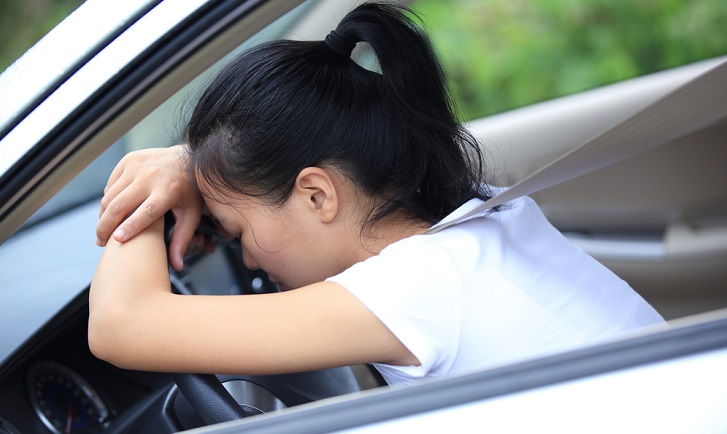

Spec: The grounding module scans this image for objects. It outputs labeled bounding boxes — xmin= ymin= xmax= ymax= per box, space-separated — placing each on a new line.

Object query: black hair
xmin=185 ymin=1 xmax=493 ymax=227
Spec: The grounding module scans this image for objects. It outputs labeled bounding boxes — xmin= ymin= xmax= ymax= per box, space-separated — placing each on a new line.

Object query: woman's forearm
xmin=89 ymin=217 xmax=171 ymax=366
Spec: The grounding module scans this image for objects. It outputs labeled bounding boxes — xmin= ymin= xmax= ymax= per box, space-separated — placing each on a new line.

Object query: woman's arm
xmin=89 ymin=219 xmax=417 ymax=375
xmin=89 ymin=218 xmax=172 ymax=367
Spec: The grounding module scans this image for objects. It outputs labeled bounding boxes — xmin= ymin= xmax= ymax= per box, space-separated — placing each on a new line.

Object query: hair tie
xmin=325 ymin=30 xmax=356 ymax=58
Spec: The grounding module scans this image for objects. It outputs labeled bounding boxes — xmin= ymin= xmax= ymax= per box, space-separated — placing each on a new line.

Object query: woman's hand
xmin=96 ymin=145 xmax=202 ymax=271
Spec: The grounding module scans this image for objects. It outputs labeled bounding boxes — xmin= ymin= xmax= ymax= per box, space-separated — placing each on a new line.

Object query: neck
xmin=354 ymin=212 xmax=431 ymax=262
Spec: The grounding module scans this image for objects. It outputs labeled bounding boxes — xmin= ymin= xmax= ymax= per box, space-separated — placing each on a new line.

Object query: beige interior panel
xmin=535 ymin=118 xmax=727 ymax=231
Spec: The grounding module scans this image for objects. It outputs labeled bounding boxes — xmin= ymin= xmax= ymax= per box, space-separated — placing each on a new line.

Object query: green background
xmin=411 ymin=0 xmax=727 ymax=119
xmin=0 ymin=0 xmax=84 ymax=71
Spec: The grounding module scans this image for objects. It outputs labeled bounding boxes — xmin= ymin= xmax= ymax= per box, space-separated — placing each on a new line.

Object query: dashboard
xmin=0 ymin=290 xmax=173 ymax=434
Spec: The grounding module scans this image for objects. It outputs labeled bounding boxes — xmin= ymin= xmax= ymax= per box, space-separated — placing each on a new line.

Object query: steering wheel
xmin=173 ymin=373 xmax=262 ymax=424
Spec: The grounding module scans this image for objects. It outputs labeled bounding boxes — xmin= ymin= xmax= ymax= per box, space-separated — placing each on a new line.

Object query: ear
xmin=293 ymin=167 xmax=340 ymax=223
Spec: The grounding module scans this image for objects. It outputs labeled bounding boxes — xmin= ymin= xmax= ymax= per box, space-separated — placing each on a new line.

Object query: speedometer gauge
xmin=26 ymin=361 xmax=110 ymax=434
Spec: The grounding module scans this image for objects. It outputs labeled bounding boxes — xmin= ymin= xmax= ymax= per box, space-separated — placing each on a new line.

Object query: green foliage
xmin=3 ymin=0 xmax=725 ymax=121
xmin=411 ymin=0 xmax=727 ymax=120
xmin=0 ymin=0 xmax=84 ymax=72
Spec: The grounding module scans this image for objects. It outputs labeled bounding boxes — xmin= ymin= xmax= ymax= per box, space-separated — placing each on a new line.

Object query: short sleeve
xmin=327 ymin=238 xmax=462 ymax=384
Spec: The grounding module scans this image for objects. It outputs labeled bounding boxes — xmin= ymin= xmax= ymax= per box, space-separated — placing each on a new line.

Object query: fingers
xmin=98 ymin=150 xmax=142 ymax=218
xmin=96 ymin=146 xmax=190 ymax=246
xmin=97 ymin=182 xmax=156 ymax=245
xmin=112 ymin=197 xmax=167 ymax=243
xmin=97 ymin=184 xmax=139 ymax=245
xmin=97 ymin=155 xmax=145 ymax=244
xmin=168 ymin=210 xmax=202 ymax=272
xmin=104 ymin=156 xmax=127 ymax=195
xmin=97 ymin=183 xmax=175 ymax=246
xmin=96 ymin=145 xmax=202 ymax=269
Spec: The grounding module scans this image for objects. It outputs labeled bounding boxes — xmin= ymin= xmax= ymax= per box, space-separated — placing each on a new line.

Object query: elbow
xmin=87 ymin=326 xmax=109 ymax=364
xmin=88 ymin=277 xmax=123 ymax=365
xmin=88 ymin=277 xmax=171 ymax=371
xmin=88 ymin=300 xmax=137 ymax=369
xmin=88 ymin=288 xmax=169 ymax=371
xmin=88 ymin=306 xmax=122 ymax=367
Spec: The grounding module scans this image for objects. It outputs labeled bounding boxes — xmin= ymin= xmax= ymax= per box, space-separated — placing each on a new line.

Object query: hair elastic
xmin=325 ymin=30 xmax=356 ymax=58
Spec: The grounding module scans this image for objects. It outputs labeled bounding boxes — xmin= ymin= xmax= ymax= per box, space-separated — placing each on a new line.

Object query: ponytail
xmin=186 ymin=1 xmax=492 ymax=226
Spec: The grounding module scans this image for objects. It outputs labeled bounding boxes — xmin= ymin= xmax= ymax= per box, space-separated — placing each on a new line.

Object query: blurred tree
xmin=3 ymin=0 xmax=725 ymax=121
xmin=411 ymin=0 xmax=727 ymax=120
xmin=0 ymin=0 xmax=84 ymax=72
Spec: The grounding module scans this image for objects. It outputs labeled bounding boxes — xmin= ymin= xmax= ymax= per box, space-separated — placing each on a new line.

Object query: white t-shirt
xmin=327 ymin=196 xmax=665 ymax=386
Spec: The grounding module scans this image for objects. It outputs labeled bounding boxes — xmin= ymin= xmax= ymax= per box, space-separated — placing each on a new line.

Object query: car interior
xmin=0 ymin=0 xmax=725 ymax=433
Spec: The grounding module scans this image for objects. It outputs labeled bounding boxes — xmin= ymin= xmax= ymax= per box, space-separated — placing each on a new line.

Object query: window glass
xmin=0 ymin=0 xmax=84 ymax=72
xmin=411 ymin=0 xmax=727 ymax=120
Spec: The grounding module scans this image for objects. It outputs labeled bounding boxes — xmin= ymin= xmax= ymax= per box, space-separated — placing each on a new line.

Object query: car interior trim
xmin=429 ymin=59 xmax=727 ymax=234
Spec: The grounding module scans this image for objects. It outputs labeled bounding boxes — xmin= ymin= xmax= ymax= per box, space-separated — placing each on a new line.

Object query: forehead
xmin=195 ymin=175 xmax=242 ymax=218
xmin=194 ymin=173 xmax=272 ymax=223
xmin=195 ymin=170 xmax=244 ymax=206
